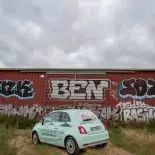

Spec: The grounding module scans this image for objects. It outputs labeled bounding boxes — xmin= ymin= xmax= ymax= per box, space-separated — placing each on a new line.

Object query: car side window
xmin=50 ymin=112 xmax=61 ymax=122
xmin=44 ymin=112 xmax=60 ymax=123
xmin=60 ymin=112 xmax=71 ymax=122
xmin=44 ymin=115 xmax=52 ymax=124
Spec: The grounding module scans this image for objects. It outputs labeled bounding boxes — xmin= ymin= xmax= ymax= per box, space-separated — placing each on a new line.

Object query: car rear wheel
xmin=65 ymin=137 xmax=80 ymax=155
xmin=32 ymin=132 xmax=40 ymax=145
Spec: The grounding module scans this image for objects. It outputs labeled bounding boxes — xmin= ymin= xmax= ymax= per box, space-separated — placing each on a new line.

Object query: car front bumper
xmin=77 ymin=130 xmax=109 ymax=149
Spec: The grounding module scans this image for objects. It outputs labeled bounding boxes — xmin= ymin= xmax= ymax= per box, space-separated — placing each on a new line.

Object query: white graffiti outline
xmin=117 ymin=100 xmax=155 ymax=122
xmin=0 ymin=103 xmax=43 ymax=119
xmin=48 ymin=78 xmax=111 ymax=101
xmin=122 ymin=106 xmax=155 ymax=123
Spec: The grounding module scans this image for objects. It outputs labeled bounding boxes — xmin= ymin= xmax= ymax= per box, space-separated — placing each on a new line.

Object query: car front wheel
xmin=32 ymin=132 xmax=40 ymax=145
xmin=65 ymin=137 xmax=80 ymax=155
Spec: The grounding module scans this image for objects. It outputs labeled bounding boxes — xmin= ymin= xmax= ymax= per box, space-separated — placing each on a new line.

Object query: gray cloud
xmin=0 ymin=0 xmax=155 ymax=68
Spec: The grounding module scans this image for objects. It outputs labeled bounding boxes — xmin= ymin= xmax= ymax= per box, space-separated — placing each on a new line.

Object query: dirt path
xmin=10 ymin=135 xmax=34 ymax=155
xmin=100 ymin=142 xmax=135 ymax=155
xmin=10 ymin=133 xmax=68 ymax=155
xmin=10 ymin=130 xmax=135 ymax=155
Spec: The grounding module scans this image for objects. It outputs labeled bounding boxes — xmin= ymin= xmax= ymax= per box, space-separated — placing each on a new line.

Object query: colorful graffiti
xmin=1 ymin=76 xmax=155 ymax=124
xmin=48 ymin=79 xmax=110 ymax=100
xmin=0 ymin=101 xmax=155 ymax=123
xmin=118 ymin=78 xmax=155 ymax=100
xmin=117 ymin=100 xmax=155 ymax=122
xmin=110 ymin=81 xmax=119 ymax=101
xmin=0 ymin=80 xmax=34 ymax=100
xmin=0 ymin=104 xmax=43 ymax=119
xmin=117 ymin=78 xmax=155 ymax=122
xmin=46 ymin=77 xmax=155 ymax=123
xmin=45 ymin=103 xmax=120 ymax=122
xmin=0 ymin=102 xmax=119 ymax=121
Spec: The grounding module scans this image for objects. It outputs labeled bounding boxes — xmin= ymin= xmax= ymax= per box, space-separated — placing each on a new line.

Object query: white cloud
xmin=15 ymin=21 xmax=43 ymax=39
xmin=0 ymin=0 xmax=155 ymax=68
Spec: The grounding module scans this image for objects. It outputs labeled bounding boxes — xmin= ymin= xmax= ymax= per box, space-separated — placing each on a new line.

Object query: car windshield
xmin=76 ymin=110 xmax=98 ymax=122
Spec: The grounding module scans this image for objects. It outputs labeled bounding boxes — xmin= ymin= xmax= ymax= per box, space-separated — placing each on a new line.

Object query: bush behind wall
xmin=1 ymin=115 xmax=155 ymax=129
xmin=0 ymin=115 xmax=39 ymax=129
xmin=107 ymin=119 xmax=155 ymax=129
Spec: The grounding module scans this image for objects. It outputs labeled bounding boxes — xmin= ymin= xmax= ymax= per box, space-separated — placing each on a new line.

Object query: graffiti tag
xmin=45 ymin=103 xmax=119 ymax=121
xmin=0 ymin=80 xmax=35 ymax=100
xmin=117 ymin=100 xmax=155 ymax=122
xmin=119 ymin=78 xmax=155 ymax=99
xmin=49 ymin=79 xmax=110 ymax=100
xmin=0 ymin=104 xmax=43 ymax=119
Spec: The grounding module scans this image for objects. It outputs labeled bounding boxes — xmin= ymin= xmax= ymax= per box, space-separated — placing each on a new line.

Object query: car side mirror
xmin=41 ymin=119 xmax=44 ymax=125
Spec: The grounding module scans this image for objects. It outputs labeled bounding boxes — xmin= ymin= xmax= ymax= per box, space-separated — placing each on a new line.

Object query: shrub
xmin=0 ymin=115 xmax=39 ymax=129
xmin=107 ymin=119 xmax=155 ymax=129
xmin=0 ymin=127 xmax=17 ymax=155
xmin=17 ymin=116 xmax=38 ymax=129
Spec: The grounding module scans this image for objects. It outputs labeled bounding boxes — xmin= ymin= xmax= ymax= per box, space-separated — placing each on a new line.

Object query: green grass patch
xmin=0 ymin=125 xmax=17 ymax=155
xmin=108 ymin=126 xmax=155 ymax=155
xmin=108 ymin=127 xmax=124 ymax=147
xmin=32 ymin=145 xmax=62 ymax=155
xmin=107 ymin=119 xmax=155 ymax=129
xmin=0 ymin=115 xmax=155 ymax=155
xmin=0 ymin=115 xmax=38 ymax=129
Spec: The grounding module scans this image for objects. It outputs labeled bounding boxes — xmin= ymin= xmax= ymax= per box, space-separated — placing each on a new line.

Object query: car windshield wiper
xmin=83 ymin=118 xmax=92 ymax=121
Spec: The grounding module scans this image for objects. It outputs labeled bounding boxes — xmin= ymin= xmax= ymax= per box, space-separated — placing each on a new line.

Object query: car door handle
xmin=54 ymin=128 xmax=58 ymax=129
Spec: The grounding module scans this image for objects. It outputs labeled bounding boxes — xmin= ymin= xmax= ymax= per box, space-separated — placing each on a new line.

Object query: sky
xmin=0 ymin=0 xmax=155 ymax=68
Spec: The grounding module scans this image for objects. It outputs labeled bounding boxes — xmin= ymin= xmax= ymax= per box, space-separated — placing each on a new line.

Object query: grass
xmin=108 ymin=126 xmax=155 ymax=155
xmin=10 ymin=129 xmax=63 ymax=155
xmin=122 ymin=128 xmax=155 ymax=155
xmin=0 ymin=125 xmax=17 ymax=155
xmin=0 ymin=115 xmax=38 ymax=129
xmin=32 ymin=145 xmax=63 ymax=155
xmin=1 ymin=115 xmax=155 ymax=155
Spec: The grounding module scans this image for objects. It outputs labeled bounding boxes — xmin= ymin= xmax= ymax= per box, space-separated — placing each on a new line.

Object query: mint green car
xmin=32 ymin=109 xmax=109 ymax=155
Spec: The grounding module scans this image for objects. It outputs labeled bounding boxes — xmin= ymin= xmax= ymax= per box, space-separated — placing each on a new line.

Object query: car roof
xmin=46 ymin=109 xmax=97 ymax=122
xmin=51 ymin=109 xmax=90 ymax=114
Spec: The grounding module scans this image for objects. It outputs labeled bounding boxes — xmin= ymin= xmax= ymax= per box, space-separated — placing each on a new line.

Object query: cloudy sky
xmin=0 ymin=0 xmax=155 ymax=68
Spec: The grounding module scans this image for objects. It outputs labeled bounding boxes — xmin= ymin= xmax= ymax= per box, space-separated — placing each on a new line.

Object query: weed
xmin=108 ymin=126 xmax=155 ymax=155
xmin=0 ymin=126 xmax=17 ymax=155
xmin=0 ymin=115 xmax=38 ymax=129
xmin=107 ymin=119 xmax=155 ymax=130
xmin=121 ymin=128 xmax=155 ymax=155
xmin=1 ymin=116 xmax=155 ymax=155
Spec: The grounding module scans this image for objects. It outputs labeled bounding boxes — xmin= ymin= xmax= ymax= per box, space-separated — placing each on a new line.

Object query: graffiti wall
xmin=0 ymin=80 xmax=35 ymax=99
xmin=45 ymin=72 xmax=155 ymax=123
xmin=117 ymin=100 xmax=155 ymax=122
xmin=107 ymin=72 xmax=155 ymax=123
xmin=0 ymin=71 xmax=45 ymax=119
xmin=118 ymin=78 xmax=155 ymax=100
xmin=0 ymin=103 xmax=44 ymax=119
xmin=48 ymin=79 xmax=110 ymax=100
xmin=1 ymin=71 xmax=155 ymax=123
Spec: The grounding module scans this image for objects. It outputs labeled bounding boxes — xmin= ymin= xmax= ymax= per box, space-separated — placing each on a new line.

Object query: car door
xmin=38 ymin=113 xmax=53 ymax=143
xmin=56 ymin=112 xmax=72 ymax=146
xmin=39 ymin=112 xmax=61 ymax=144
xmin=48 ymin=111 xmax=61 ymax=144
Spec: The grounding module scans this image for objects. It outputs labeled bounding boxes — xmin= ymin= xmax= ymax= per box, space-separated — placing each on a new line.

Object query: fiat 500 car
xmin=32 ymin=109 xmax=109 ymax=155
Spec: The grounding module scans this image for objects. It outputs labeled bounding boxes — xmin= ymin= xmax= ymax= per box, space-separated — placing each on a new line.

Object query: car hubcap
xmin=66 ymin=140 xmax=75 ymax=154
xmin=33 ymin=134 xmax=38 ymax=144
